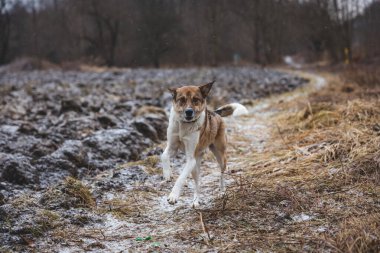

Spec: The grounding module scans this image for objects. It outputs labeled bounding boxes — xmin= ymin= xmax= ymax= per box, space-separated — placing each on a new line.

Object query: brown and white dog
xmin=161 ymin=81 xmax=248 ymax=207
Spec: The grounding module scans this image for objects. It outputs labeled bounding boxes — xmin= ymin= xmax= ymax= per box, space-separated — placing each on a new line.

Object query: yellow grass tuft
xmin=327 ymin=214 xmax=380 ymax=253
xmin=119 ymin=155 xmax=161 ymax=175
xmin=190 ymin=71 xmax=380 ymax=252
xmin=343 ymin=65 xmax=380 ymax=87
xmin=63 ymin=177 xmax=96 ymax=208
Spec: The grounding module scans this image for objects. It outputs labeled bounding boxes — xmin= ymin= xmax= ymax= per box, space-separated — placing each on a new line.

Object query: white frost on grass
xmin=316 ymin=226 xmax=328 ymax=233
xmin=292 ymin=213 xmax=314 ymax=222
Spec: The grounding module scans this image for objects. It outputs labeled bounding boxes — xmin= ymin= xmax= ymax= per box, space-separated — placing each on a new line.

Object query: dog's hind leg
xmin=191 ymin=157 xmax=202 ymax=208
xmin=210 ymin=142 xmax=227 ymax=194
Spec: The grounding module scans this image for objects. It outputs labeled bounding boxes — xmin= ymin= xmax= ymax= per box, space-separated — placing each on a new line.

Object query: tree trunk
xmin=153 ymin=54 xmax=160 ymax=68
xmin=0 ymin=0 xmax=10 ymax=64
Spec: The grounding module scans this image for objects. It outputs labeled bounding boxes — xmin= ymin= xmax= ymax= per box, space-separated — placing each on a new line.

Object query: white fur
xmin=161 ymin=107 xmax=205 ymax=207
xmin=215 ymin=103 xmax=249 ymax=117
xmin=229 ymin=103 xmax=249 ymax=116
xmin=162 ymin=102 xmax=248 ymax=208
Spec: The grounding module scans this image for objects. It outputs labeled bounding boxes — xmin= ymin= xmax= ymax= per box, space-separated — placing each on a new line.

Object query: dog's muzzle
xmin=184 ymin=108 xmax=196 ymax=122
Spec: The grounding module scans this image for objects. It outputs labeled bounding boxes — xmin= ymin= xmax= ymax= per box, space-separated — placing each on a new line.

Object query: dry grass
xmin=29 ymin=210 xmax=61 ymax=237
xmin=343 ymin=65 xmax=380 ymax=87
xmin=98 ymin=191 xmax=155 ymax=219
xmin=327 ymin=214 xmax=380 ymax=253
xmin=183 ymin=72 xmax=380 ymax=252
xmin=40 ymin=177 xmax=95 ymax=209
xmin=119 ymin=155 xmax=161 ymax=175
xmin=7 ymin=69 xmax=377 ymax=252
xmin=62 ymin=177 xmax=96 ymax=208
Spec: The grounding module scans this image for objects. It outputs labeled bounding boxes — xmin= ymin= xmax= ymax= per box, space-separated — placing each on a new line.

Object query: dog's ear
xmin=168 ymin=87 xmax=177 ymax=99
xmin=199 ymin=81 xmax=214 ymax=98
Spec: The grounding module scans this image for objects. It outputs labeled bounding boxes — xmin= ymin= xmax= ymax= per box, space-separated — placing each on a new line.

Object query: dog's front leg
xmin=161 ymin=144 xmax=176 ymax=181
xmin=167 ymin=156 xmax=196 ymax=204
xmin=191 ymin=157 xmax=201 ymax=208
xmin=167 ymin=134 xmax=198 ymax=205
xmin=161 ymin=114 xmax=179 ymax=181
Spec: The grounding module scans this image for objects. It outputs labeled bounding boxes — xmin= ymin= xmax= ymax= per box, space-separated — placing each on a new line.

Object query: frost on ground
xmin=0 ymin=67 xmax=380 ymax=252
xmin=20 ymin=91 xmax=273 ymax=252
xmin=0 ymin=66 xmax=311 ymax=252
xmin=0 ymin=67 xmax=307 ymax=194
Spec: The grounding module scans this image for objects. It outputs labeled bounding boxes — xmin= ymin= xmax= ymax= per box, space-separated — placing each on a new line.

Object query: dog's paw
xmin=191 ymin=198 xmax=200 ymax=209
xmin=167 ymin=192 xmax=179 ymax=205
xmin=217 ymin=191 xmax=226 ymax=199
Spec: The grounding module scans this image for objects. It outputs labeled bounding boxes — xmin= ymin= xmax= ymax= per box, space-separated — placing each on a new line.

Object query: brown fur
xmin=199 ymin=109 xmax=227 ymax=174
xmin=169 ymin=85 xmax=208 ymax=121
xmin=170 ymin=82 xmax=227 ymax=172
xmin=214 ymin=105 xmax=234 ymax=117
xmin=163 ymin=81 xmax=245 ymax=205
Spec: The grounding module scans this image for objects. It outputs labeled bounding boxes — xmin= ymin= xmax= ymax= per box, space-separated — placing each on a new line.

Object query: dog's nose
xmin=185 ymin=108 xmax=194 ymax=117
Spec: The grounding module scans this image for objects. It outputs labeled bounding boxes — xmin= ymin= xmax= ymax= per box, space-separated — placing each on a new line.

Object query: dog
xmin=161 ymin=81 xmax=248 ymax=207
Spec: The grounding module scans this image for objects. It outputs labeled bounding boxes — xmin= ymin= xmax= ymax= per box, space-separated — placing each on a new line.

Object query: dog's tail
xmin=214 ymin=103 xmax=249 ymax=117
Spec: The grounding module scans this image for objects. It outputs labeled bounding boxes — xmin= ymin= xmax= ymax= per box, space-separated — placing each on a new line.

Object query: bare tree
xmin=80 ymin=0 xmax=121 ymax=66
xmin=359 ymin=1 xmax=380 ymax=60
xmin=0 ymin=0 xmax=11 ymax=64
xmin=230 ymin=0 xmax=285 ymax=65
xmin=134 ymin=0 xmax=181 ymax=68
xmin=1 ymin=0 xmax=378 ymax=67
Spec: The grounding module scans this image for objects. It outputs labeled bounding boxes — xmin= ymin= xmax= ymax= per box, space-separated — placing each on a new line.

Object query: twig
xmin=198 ymin=211 xmax=212 ymax=245
xmin=19 ymin=234 xmax=35 ymax=247
xmin=99 ymin=229 xmax=106 ymax=240
xmin=307 ymin=100 xmax=313 ymax=117
xmin=317 ymin=185 xmax=358 ymax=197
xmin=221 ymin=189 xmax=229 ymax=211
xmin=276 ymin=124 xmax=292 ymax=150
xmin=131 ymin=192 xmax=143 ymax=216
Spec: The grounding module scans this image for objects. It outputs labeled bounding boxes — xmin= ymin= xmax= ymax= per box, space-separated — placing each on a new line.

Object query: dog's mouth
xmin=184 ymin=116 xmax=196 ymax=122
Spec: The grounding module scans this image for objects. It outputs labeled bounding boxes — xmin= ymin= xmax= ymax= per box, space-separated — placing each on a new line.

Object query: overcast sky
xmin=4 ymin=0 xmax=376 ymax=16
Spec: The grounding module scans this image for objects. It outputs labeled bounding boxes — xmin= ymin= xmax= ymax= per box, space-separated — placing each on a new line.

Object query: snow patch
xmin=292 ymin=213 xmax=314 ymax=222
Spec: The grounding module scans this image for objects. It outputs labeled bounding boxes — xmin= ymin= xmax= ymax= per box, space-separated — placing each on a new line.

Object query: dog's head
xmin=168 ymin=81 xmax=214 ymax=122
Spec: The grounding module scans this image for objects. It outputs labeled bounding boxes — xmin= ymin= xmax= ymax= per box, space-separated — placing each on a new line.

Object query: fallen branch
xmin=198 ymin=211 xmax=212 ymax=245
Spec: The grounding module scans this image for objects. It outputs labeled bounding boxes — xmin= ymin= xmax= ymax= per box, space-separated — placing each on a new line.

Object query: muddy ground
xmin=0 ymin=66 xmax=309 ymax=252
xmin=0 ymin=67 xmax=307 ymax=192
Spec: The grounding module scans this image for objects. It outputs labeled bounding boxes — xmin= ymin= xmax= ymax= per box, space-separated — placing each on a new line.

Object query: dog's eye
xmin=192 ymin=98 xmax=200 ymax=104
xmin=178 ymin=97 xmax=186 ymax=105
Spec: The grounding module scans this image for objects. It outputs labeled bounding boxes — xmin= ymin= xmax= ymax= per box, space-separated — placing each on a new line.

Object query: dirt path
xmin=53 ymin=71 xmax=326 ymax=252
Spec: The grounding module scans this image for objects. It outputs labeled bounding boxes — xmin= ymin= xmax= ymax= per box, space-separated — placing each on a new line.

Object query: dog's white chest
xmin=167 ymin=107 xmax=205 ymax=152
xmin=170 ymin=122 xmax=199 ymax=151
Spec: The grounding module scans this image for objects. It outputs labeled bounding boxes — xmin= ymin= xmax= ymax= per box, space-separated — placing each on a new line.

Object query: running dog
xmin=161 ymin=81 xmax=248 ymax=207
